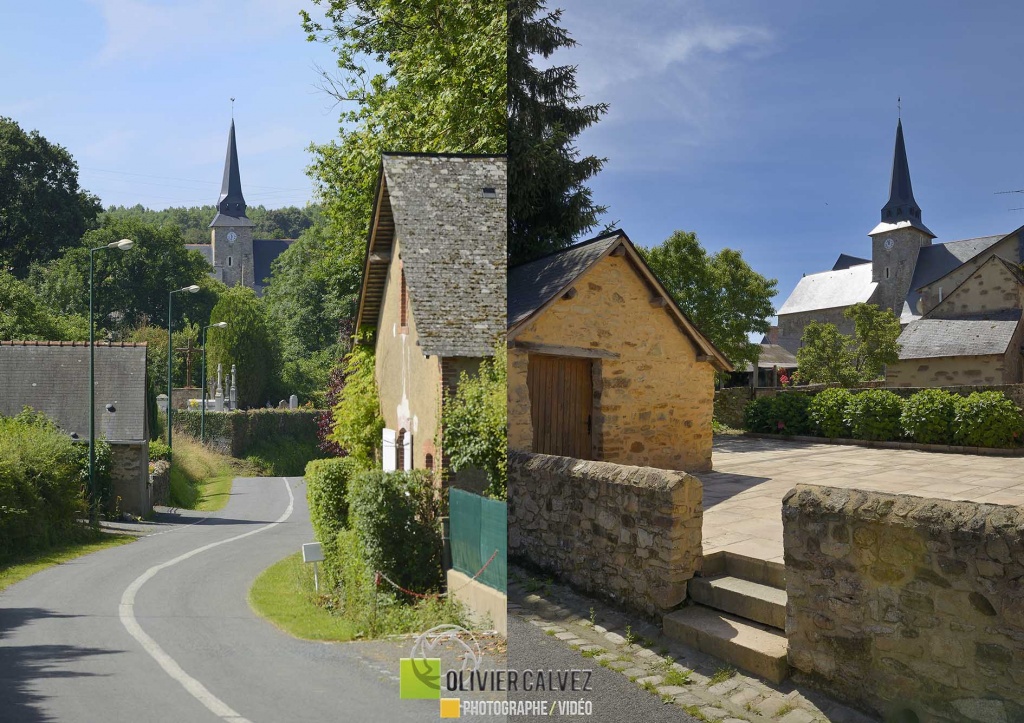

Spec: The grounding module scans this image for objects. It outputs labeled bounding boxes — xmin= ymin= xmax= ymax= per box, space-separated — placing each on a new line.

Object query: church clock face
xmin=884 ymin=238 xmax=895 ymax=250
xmin=226 ymin=231 xmax=238 ymax=243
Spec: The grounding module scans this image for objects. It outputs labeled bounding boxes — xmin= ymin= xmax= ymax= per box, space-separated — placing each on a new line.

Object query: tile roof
xmin=253 ymin=238 xmax=294 ymax=287
xmin=742 ymin=344 xmax=799 ymax=372
xmin=896 ymin=311 xmax=1022 ymax=360
xmin=366 ymin=154 xmax=507 ymax=358
xmin=507 ymin=231 xmax=622 ymax=329
xmin=0 ymin=342 xmax=149 ymax=442
xmin=185 ymin=244 xmax=212 ymax=265
xmin=832 ymin=253 xmax=869 ymax=271
xmin=777 ymin=263 xmax=876 ymax=315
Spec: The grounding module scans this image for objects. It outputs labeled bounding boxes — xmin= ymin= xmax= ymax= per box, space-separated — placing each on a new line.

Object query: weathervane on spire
xmin=898 ymin=96 xmax=901 ymax=120
xmin=230 ymin=97 xmax=235 ymax=119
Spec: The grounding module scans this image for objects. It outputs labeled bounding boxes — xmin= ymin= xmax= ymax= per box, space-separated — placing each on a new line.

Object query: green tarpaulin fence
xmin=449 ymin=488 xmax=507 ymax=594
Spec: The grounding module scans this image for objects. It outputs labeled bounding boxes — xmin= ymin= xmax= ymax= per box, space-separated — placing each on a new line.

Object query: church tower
xmin=868 ymin=119 xmax=935 ymax=317
xmin=210 ymin=120 xmax=254 ymax=288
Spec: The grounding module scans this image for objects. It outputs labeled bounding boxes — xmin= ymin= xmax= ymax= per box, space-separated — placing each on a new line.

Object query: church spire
xmin=881 ymin=119 xmax=922 ymax=227
xmin=217 ymin=119 xmax=246 ymax=218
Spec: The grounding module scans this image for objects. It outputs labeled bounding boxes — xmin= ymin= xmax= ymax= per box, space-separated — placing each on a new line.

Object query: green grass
xmin=0 ymin=530 xmax=136 ymax=592
xmin=249 ymin=552 xmax=358 ymax=642
xmin=662 ymin=667 xmax=692 ymax=686
xmin=169 ymin=438 xmax=262 ymax=511
xmin=709 ymin=665 xmax=736 ymax=685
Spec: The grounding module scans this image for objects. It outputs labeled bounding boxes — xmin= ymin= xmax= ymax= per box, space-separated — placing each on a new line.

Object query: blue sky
xmin=0 ymin=1 xmax=339 ymax=210
xmin=552 ymin=0 xmax=1024 ymax=313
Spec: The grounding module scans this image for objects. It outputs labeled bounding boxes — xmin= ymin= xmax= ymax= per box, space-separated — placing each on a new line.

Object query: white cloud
xmin=88 ymin=0 xmax=310 ymax=65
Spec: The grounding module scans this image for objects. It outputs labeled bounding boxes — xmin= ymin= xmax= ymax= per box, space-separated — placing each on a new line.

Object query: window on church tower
xmin=228 ymin=256 xmax=232 ymax=267
xmin=400 ymin=268 xmax=408 ymax=330
xmin=885 ymin=267 xmax=890 ymax=279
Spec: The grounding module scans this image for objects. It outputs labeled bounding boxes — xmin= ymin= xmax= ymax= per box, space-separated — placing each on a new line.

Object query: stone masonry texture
xmin=508 ymin=451 xmax=703 ymax=616
xmin=783 ymin=483 xmax=1024 ymax=722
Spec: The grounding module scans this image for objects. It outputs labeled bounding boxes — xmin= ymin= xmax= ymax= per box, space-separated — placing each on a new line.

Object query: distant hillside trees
xmin=103 ymin=204 xmax=320 ymax=244
xmin=0 ymin=117 xmax=102 ymax=275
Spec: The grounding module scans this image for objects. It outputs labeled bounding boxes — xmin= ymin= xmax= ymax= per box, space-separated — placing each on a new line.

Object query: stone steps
xmin=689 ymin=575 xmax=787 ymax=630
xmin=663 ymin=605 xmax=790 ymax=684
xmin=702 ymin=550 xmax=786 ymax=589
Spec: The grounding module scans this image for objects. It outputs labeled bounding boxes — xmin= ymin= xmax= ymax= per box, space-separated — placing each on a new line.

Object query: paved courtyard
xmin=697 ymin=436 xmax=1024 ymax=564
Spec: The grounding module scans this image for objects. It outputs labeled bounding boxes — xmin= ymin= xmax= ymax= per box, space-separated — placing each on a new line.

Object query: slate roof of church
xmin=832 ymin=253 xmax=870 ymax=270
xmin=0 ymin=341 xmax=149 ymax=442
xmin=895 ymin=310 xmax=1022 ymax=360
xmin=185 ymin=244 xmax=212 ymax=264
xmin=357 ymin=153 xmax=507 ymax=358
xmin=777 ymin=262 xmax=877 ymax=315
xmin=253 ymin=239 xmax=294 ymax=287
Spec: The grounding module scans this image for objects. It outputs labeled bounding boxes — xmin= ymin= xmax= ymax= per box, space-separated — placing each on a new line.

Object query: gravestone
xmin=289 ymin=394 xmax=298 ymax=410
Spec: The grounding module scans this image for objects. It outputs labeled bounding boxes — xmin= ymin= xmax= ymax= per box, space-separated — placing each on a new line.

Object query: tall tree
xmin=294 ymin=0 xmax=506 ymax=336
xmin=205 ymin=286 xmax=281 ymax=408
xmin=795 ymin=322 xmax=860 ymax=386
xmin=643 ymin=230 xmax=777 ymax=372
xmin=0 ymin=271 xmax=87 ymax=341
xmin=508 ymin=0 xmax=608 ymax=265
xmin=27 ymin=217 xmax=214 ymax=334
xmin=845 ymin=303 xmax=902 ymax=379
xmin=0 ymin=117 xmax=102 ymax=274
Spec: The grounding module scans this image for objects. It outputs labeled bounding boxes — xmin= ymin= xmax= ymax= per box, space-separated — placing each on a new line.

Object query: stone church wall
xmin=508 ymin=451 xmax=702 ymax=616
xmin=784 ymin=484 xmax=1024 ymax=722
xmin=927 ymin=253 xmax=1022 ymax=319
xmin=918 ymin=234 xmax=1020 ymax=316
xmin=776 ymin=306 xmax=854 ymax=355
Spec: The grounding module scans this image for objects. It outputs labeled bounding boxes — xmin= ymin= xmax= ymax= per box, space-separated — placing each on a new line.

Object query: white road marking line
xmin=119 ymin=477 xmax=295 ymax=723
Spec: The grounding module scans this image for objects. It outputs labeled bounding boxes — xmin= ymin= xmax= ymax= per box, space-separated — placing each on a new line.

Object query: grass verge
xmin=169 ymin=437 xmax=262 ymax=511
xmin=0 ymin=530 xmax=136 ymax=592
xmin=249 ymin=552 xmax=358 ymax=642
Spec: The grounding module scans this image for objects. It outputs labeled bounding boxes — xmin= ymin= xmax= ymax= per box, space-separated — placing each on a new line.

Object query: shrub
xmin=328 ymin=343 xmax=384 ymax=465
xmin=808 ymin=388 xmax=854 ymax=438
xmin=348 ymin=469 xmax=444 ymax=595
xmin=953 ymin=391 xmax=1024 ymax=448
xmin=846 ymin=390 xmax=904 ymax=441
xmin=306 ymin=458 xmax=361 ymax=546
xmin=742 ymin=396 xmax=775 ymax=433
xmin=900 ymin=389 xmax=958 ymax=445
xmin=149 ymin=439 xmax=171 ymax=462
xmin=742 ymin=393 xmax=812 ymax=435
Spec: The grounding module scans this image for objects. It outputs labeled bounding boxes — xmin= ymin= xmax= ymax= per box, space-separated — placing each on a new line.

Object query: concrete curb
xmin=742 ymin=433 xmax=1024 ymax=457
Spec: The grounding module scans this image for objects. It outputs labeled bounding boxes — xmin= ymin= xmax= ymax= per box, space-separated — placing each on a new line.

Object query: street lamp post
xmin=89 ymin=238 xmax=134 ymax=523
xmin=201 ymin=321 xmax=228 ymax=443
xmin=167 ymin=285 xmax=200 ymax=458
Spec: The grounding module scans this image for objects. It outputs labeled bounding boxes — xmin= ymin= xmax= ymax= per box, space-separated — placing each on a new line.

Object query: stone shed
xmin=507 ymin=230 xmax=731 ymax=473
xmin=0 ymin=341 xmax=152 ymax=516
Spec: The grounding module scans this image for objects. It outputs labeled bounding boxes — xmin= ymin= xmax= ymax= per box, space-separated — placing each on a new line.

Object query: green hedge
xmin=744 ymin=388 xmax=1024 ymax=449
xmin=901 ymin=389 xmax=958 ymax=445
xmin=845 ymin=389 xmax=904 ymax=441
xmin=954 ymin=391 xmax=1024 ymax=448
xmin=349 ymin=469 xmax=445 ymax=595
xmin=0 ymin=409 xmax=112 ymax=561
xmin=306 ymin=458 xmax=360 ymax=547
xmin=808 ymin=388 xmax=854 ymax=438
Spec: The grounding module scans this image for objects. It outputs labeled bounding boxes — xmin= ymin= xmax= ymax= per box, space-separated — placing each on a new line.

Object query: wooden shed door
xmin=528 ymin=355 xmax=593 ymax=459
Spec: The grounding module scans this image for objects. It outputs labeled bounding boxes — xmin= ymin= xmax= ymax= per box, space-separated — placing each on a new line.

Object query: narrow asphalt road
xmin=0 ymin=476 xmax=442 ymax=723
xmin=507 ymin=615 xmax=698 ymax=723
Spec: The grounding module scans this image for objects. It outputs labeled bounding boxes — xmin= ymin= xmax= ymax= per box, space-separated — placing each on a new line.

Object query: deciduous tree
xmin=0 ymin=117 xmax=101 ymax=274
xmin=205 ymin=286 xmax=281 ymax=408
xmin=642 ymin=230 xmax=777 ymax=372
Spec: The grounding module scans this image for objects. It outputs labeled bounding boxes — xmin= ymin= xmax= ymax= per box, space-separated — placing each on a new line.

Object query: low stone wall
xmin=783 ymin=484 xmax=1024 ymax=722
xmin=508 ymin=451 xmax=702 ymax=616
xmin=150 ymin=460 xmax=170 ymax=506
xmin=713 ymin=387 xmax=753 ymax=428
xmin=110 ymin=442 xmax=151 ymax=516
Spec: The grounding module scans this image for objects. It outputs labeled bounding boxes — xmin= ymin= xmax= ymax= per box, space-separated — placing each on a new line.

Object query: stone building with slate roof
xmin=0 ymin=341 xmax=152 ymax=515
xmin=185 ymin=120 xmax=294 ymax=295
xmin=507 ymin=230 xmax=731 ymax=473
xmin=354 ymin=153 xmax=506 ymax=484
xmin=776 ymin=119 xmax=1024 ymax=386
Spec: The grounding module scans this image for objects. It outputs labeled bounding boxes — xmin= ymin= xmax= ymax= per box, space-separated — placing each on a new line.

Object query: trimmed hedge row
xmin=744 ymin=389 xmax=1024 ymax=448
xmin=305 ymin=459 xmax=445 ymax=599
xmin=0 ymin=409 xmax=112 ymax=561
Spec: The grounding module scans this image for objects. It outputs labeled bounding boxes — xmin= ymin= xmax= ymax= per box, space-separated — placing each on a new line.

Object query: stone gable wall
xmin=886 ymin=352 xmax=1015 ymax=387
xmin=783 ymin=484 xmax=1024 ymax=722
xmin=918 ymin=234 xmax=1021 ymax=316
xmin=928 ymin=256 xmax=1021 ymax=319
xmin=508 ymin=451 xmax=703 ymax=616
xmin=508 ymin=254 xmax=716 ymax=472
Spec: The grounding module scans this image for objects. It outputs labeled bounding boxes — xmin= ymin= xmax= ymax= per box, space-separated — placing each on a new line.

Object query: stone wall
xmin=172 ymin=409 xmax=320 ymax=458
xmin=777 ymin=306 xmax=853 ymax=355
xmin=150 ymin=459 xmax=170 ymax=506
xmin=927 ymin=254 xmax=1022 ymax=320
xmin=783 ymin=484 xmax=1024 ymax=722
xmin=109 ymin=442 xmax=151 ymax=516
xmin=508 ymin=451 xmax=703 ymax=616
xmin=508 ymin=253 xmax=717 ymax=472
xmin=886 ymin=352 xmax=1016 ymax=387
xmin=918 ymin=234 xmax=1021 ymax=316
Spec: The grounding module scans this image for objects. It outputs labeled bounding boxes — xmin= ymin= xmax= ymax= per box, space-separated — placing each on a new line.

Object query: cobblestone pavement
xmin=510 ymin=566 xmax=879 ymax=723
xmin=699 ymin=435 xmax=1024 ymax=563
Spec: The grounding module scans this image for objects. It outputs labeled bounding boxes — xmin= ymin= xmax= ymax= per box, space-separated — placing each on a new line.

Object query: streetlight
xmin=89 ymin=238 xmax=134 ymax=522
xmin=167 ymin=284 xmax=200 ymax=458
xmin=201 ymin=321 xmax=228 ymax=442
